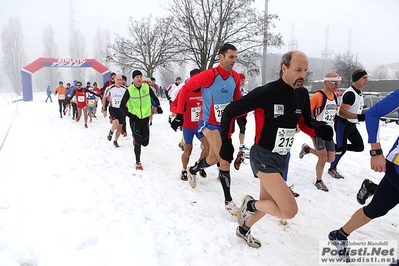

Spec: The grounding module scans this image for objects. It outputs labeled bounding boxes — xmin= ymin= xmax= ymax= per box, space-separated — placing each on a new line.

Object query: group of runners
xmin=46 ymin=44 xmax=398 ymax=259
xmin=167 ymin=43 xmax=398 ymax=260
xmin=50 ymin=72 xmax=163 ymax=171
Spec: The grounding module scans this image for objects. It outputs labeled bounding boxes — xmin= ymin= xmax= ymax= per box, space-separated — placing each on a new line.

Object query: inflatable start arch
xmin=21 ymin=57 xmax=111 ymax=101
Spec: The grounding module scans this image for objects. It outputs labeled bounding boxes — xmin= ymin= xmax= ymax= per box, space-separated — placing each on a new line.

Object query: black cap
xmin=132 ymin=70 xmax=143 ymax=79
xmin=176 ymin=77 xmax=181 ymax=81
xmin=59 ymin=81 xmax=63 ymax=84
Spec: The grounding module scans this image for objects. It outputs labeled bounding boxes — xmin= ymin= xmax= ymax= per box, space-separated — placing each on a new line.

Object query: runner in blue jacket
xmin=328 ymin=88 xmax=399 ymax=260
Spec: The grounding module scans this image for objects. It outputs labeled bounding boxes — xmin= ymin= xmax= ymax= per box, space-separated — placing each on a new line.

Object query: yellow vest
xmin=126 ymin=83 xmax=152 ymax=119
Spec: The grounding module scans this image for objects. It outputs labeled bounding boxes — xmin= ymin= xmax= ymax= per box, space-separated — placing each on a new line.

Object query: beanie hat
xmin=352 ymin=70 xmax=367 ymax=82
xmin=239 ymin=73 xmax=246 ymax=79
xmin=132 ymin=70 xmax=143 ymax=79
xmin=189 ymin=69 xmax=201 ymax=77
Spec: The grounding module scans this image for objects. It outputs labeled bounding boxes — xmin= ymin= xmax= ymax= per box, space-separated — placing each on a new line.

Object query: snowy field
xmin=0 ymin=92 xmax=398 ymax=266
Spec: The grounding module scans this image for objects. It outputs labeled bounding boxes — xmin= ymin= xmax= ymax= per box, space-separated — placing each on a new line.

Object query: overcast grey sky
xmin=1 ymin=0 xmax=399 ymax=72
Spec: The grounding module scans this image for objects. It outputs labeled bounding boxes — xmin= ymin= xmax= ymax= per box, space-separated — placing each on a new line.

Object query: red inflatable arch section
xmin=21 ymin=57 xmax=111 ymax=101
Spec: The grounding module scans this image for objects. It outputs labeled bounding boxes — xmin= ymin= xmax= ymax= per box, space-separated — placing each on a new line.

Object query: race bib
xmin=112 ymin=97 xmax=122 ymax=108
xmin=272 ymin=127 xmax=296 ymax=155
xmin=191 ymin=107 xmax=201 ymax=122
xmin=214 ymin=103 xmax=228 ymax=123
xmin=59 ymin=94 xmax=65 ymax=100
xmin=88 ymin=99 xmax=95 ymax=105
xmin=77 ymin=96 xmax=85 ymax=102
xmin=323 ymin=110 xmax=336 ymax=125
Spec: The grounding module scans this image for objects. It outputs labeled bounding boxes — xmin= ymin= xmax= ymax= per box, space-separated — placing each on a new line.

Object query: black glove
xmin=220 ymin=138 xmax=234 ymax=163
xmin=313 ymin=120 xmax=327 ymax=127
xmin=357 ymin=113 xmax=365 ymax=122
xmin=171 ymin=114 xmax=183 ymax=131
xmin=157 ymin=106 xmax=163 ymax=114
xmin=315 ymin=124 xmax=333 ymax=141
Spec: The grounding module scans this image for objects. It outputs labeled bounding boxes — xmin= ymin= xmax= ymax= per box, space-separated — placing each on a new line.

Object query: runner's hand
xmin=315 ymin=124 xmax=333 ymax=141
xmin=220 ymin=138 xmax=234 ymax=163
xmin=171 ymin=114 xmax=183 ymax=131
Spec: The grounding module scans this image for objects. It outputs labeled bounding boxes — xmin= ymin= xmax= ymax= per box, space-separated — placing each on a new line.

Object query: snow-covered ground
xmin=0 ymin=92 xmax=398 ymax=266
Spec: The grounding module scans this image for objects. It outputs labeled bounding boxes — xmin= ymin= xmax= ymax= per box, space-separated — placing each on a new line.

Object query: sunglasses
xmin=328 ymin=81 xmax=341 ymax=86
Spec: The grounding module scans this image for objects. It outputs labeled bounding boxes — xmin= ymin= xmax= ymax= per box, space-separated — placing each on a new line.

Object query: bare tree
xmin=167 ymin=0 xmax=283 ymax=73
xmin=372 ymin=65 xmax=388 ymax=80
xmin=35 ymin=25 xmax=62 ymax=90
xmin=1 ymin=17 xmax=27 ymax=94
xmin=332 ymin=52 xmax=363 ymax=88
xmin=108 ymin=15 xmax=181 ymax=78
xmin=158 ymin=62 xmax=187 ymax=87
xmin=92 ymin=27 xmax=111 ymax=83
xmin=303 ymin=71 xmax=313 ymax=89
xmin=69 ymin=30 xmax=87 ymax=82
xmin=158 ymin=65 xmax=176 ymax=86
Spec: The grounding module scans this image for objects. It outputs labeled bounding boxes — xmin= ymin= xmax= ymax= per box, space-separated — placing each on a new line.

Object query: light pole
xmin=261 ymin=0 xmax=269 ymax=85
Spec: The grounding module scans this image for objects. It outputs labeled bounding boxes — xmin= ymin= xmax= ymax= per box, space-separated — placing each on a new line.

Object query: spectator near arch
xmin=20 ymin=57 xmax=111 ymax=101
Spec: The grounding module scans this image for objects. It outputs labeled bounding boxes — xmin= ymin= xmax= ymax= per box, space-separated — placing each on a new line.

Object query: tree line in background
xmin=2 ymin=0 xmax=399 ymax=95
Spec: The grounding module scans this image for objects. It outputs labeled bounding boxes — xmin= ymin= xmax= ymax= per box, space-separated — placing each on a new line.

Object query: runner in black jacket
xmin=219 ymin=50 xmax=332 ymax=248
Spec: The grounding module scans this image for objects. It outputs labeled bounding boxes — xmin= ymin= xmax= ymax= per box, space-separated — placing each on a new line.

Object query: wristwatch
xmin=369 ymin=149 xmax=383 ymax=156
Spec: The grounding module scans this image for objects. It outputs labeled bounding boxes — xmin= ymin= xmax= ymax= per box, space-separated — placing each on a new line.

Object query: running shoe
xmin=178 ymin=142 xmax=184 ymax=151
xmin=122 ymin=131 xmax=127 ymax=137
xmin=113 ymin=141 xmax=120 ymax=148
xmin=239 ymin=145 xmax=250 ymax=151
xmin=299 ymin=143 xmax=310 ymax=159
xmin=225 ymin=200 xmax=239 ymax=216
xmin=187 ymin=166 xmax=197 ymax=188
xmin=236 ymin=227 xmax=261 ymax=248
xmin=328 ymin=230 xmax=350 ymax=262
xmin=84 ymin=124 xmax=88 ymax=128
xmin=136 ymin=162 xmax=143 ymax=170
xmin=199 ymin=169 xmax=207 ymax=178
xmin=76 ymin=116 xmax=80 ymax=122
xmin=289 ymin=185 xmax=300 ymax=197
xmin=237 ymin=195 xmax=255 ymax=227
xmin=315 ymin=180 xmax=329 ymax=192
xmin=107 ymin=130 xmax=113 ymax=141
xmin=181 ymin=170 xmax=188 ymax=181
xmin=356 ymin=179 xmax=376 ymax=205
xmin=234 ymin=151 xmax=245 ymax=170
xmin=328 ymin=169 xmax=344 ymax=179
